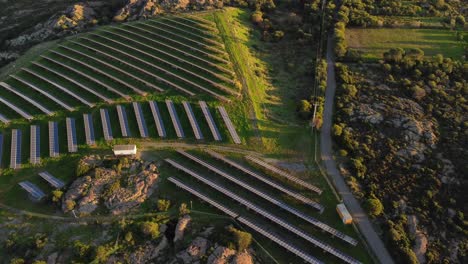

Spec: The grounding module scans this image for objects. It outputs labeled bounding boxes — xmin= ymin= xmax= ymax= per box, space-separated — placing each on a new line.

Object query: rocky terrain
xmin=0 ymin=0 xmax=224 ymax=68
xmin=334 ymin=60 xmax=467 ymax=263
xmin=62 ymin=155 xmax=159 ymax=215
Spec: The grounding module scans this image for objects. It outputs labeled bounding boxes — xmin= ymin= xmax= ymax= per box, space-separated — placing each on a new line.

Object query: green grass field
xmin=345 ymin=28 xmax=465 ymax=60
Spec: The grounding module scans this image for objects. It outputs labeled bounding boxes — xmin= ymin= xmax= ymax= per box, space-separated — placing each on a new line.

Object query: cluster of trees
xmin=296 ymin=59 xmax=327 ymax=129
xmin=333 ymin=50 xmax=467 ymax=263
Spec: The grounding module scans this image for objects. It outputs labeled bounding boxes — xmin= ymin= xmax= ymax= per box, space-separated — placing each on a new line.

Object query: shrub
xmin=179 ymin=203 xmax=190 ymax=216
xmin=73 ymin=240 xmax=92 ymax=260
xmin=332 ymin=124 xmax=343 ymax=137
xmin=65 ymin=200 xmax=76 ymax=211
xmin=339 ymin=149 xmax=348 ymax=157
xmin=365 ymin=198 xmax=384 ymax=217
xmin=140 ymin=221 xmax=160 ymax=239
xmin=297 ymin=100 xmax=312 ymax=119
xmin=228 ymin=226 xmax=252 ymax=251
xmin=52 ymin=190 xmax=63 ymax=203
xmin=251 ymin=11 xmax=263 ymax=24
xmin=10 ymin=258 xmax=25 ymax=264
xmin=76 ymin=161 xmax=91 ymax=177
xmin=272 ymin=30 xmax=284 ymax=42
xmin=157 ymin=199 xmax=171 ymax=212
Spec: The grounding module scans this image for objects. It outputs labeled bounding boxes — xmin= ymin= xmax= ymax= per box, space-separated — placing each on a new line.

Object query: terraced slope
xmin=0 ymin=15 xmax=238 ymax=123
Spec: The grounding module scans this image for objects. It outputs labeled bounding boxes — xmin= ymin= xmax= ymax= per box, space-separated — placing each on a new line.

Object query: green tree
xmin=297 ymin=100 xmax=312 ymax=119
xmin=365 ymin=198 xmax=384 ymax=217
xmin=157 ymin=199 xmax=171 ymax=212
xmin=52 ymin=190 xmax=63 ymax=203
xmin=10 ymin=258 xmax=25 ymax=264
xmin=332 ymin=124 xmax=343 ymax=137
xmin=140 ymin=221 xmax=160 ymax=239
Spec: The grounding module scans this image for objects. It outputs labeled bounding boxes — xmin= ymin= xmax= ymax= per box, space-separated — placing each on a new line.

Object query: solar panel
xmin=10 ymin=129 xmax=21 ymax=169
xmin=205 ymin=150 xmax=316 ymax=206
xmin=122 ymin=25 xmax=233 ymax=76
xmin=132 ymin=102 xmax=149 ymax=138
xmin=0 ymin=113 xmax=10 ymax=124
xmin=83 ymin=114 xmax=95 ymax=146
xmin=0 ymin=95 xmax=33 ymax=120
xmin=75 ymin=38 xmax=197 ymax=96
xmin=59 ymin=45 xmax=164 ymax=93
xmin=165 ymin=100 xmax=184 ymax=138
xmin=49 ymin=121 xmax=59 ymax=157
xmin=30 ymin=125 xmax=40 ymax=164
xmin=205 ymin=149 xmax=355 ymax=245
xmin=39 ymin=171 xmax=65 ymax=189
xmin=18 ymin=181 xmax=46 ymax=201
xmin=10 ymin=75 xmax=74 ymax=111
xmin=168 ymin=176 xmax=324 ymax=264
xmin=182 ymin=101 xmax=203 ymax=140
xmin=133 ymin=23 xmax=227 ymax=65
xmin=66 ymin=118 xmax=78 ymax=153
xmin=100 ymin=109 xmax=113 ymax=141
xmin=116 ymin=105 xmax=131 ymax=137
xmin=0 ymin=82 xmax=53 ymax=115
xmin=33 ymin=61 xmax=113 ymax=104
xmin=22 ymin=67 xmax=94 ymax=107
xmin=98 ymin=30 xmax=236 ymax=97
xmin=149 ymin=101 xmax=166 ymax=138
xmin=246 ymin=156 xmax=322 ymax=194
xmin=104 ymin=27 xmax=235 ymax=85
xmin=199 ymin=101 xmax=221 ymax=141
xmin=217 ymin=106 xmax=241 ymax=144
xmin=147 ymin=20 xmax=226 ymax=55
xmin=166 ymin=159 xmax=360 ymax=264
xmin=0 ymin=133 xmax=3 ymax=167
xmin=42 ymin=54 xmax=131 ymax=100
xmin=86 ymin=34 xmax=229 ymax=100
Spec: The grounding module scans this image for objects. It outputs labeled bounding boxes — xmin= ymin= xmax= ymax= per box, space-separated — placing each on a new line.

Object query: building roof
xmin=113 ymin=144 xmax=137 ymax=151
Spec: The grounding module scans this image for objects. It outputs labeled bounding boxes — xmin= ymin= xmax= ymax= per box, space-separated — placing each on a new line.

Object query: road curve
xmin=320 ymin=35 xmax=394 ymax=264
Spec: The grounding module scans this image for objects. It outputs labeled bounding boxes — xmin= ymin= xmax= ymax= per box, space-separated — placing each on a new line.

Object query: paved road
xmin=320 ymin=35 xmax=394 ymax=264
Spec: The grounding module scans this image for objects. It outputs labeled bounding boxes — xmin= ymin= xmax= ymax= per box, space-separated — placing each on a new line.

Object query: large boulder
xmin=207 ymin=246 xmax=236 ymax=264
xmin=174 ymin=215 xmax=191 ymax=242
xmin=176 ymin=236 xmax=209 ymax=263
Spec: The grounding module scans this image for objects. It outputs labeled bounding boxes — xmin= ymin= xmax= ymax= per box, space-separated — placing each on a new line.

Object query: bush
xmin=52 ymin=190 xmax=63 ymax=203
xmin=332 ymin=124 xmax=343 ymax=136
xmin=228 ymin=226 xmax=252 ymax=251
xmin=157 ymin=199 xmax=171 ymax=212
xmin=76 ymin=161 xmax=91 ymax=177
xmin=339 ymin=149 xmax=348 ymax=157
xmin=365 ymin=198 xmax=384 ymax=217
xmin=140 ymin=221 xmax=160 ymax=239
xmin=272 ymin=30 xmax=284 ymax=42
xmin=251 ymin=11 xmax=263 ymax=24
xmin=65 ymin=200 xmax=76 ymax=211
xmin=297 ymin=100 xmax=312 ymax=119
xmin=73 ymin=240 xmax=92 ymax=260
xmin=179 ymin=203 xmax=190 ymax=216
xmin=10 ymin=258 xmax=25 ymax=264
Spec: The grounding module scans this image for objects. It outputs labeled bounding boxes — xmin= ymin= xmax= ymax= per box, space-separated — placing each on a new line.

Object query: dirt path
xmin=320 ymin=35 xmax=395 ymax=264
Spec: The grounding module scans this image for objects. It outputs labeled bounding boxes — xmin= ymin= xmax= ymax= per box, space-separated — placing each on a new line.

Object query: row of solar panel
xmin=175 ymin=150 xmax=357 ymax=246
xmin=0 ymin=17 xmax=235 ymax=124
xmin=168 ymin=176 xmax=323 ymax=264
xmin=0 ymin=101 xmax=240 ymax=168
xmin=166 ymin=159 xmax=361 ymax=264
xmin=18 ymin=171 xmax=65 ymax=201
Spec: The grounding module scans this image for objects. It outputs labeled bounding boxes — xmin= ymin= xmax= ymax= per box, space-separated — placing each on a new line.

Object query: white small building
xmin=336 ymin=203 xmax=353 ymax=224
xmin=113 ymin=144 xmax=137 ymax=156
